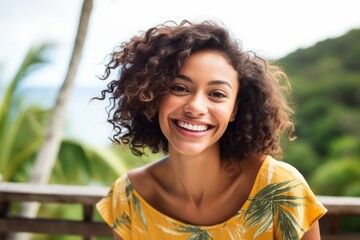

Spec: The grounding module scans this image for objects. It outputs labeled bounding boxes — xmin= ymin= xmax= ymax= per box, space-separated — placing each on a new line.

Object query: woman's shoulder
xmin=126 ymin=158 xmax=168 ymax=198
xmin=104 ymin=159 xmax=163 ymax=199
xmin=265 ymin=155 xmax=308 ymax=184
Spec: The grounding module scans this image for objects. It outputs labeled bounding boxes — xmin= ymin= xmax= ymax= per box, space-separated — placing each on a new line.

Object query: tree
xmin=31 ymin=0 xmax=93 ymax=184
xmin=0 ymin=43 xmax=128 ymax=184
xmin=0 ymin=43 xmax=129 ymax=240
xmin=0 ymin=44 xmax=131 ymax=238
xmin=0 ymin=44 xmax=51 ymax=182
xmin=310 ymin=159 xmax=360 ymax=196
xmin=21 ymin=0 xmax=94 ymax=219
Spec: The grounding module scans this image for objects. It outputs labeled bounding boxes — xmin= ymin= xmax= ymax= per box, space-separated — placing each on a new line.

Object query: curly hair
xmin=95 ymin=20 xmax=295 ymax=161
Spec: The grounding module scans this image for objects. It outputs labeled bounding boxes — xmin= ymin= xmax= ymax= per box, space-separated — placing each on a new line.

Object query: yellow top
xmin=96 ymin=156 xmax=327 ymax=240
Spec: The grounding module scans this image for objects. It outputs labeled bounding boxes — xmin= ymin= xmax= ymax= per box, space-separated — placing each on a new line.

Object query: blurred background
xmin=1 ymin=0 xmax=360 ymax=239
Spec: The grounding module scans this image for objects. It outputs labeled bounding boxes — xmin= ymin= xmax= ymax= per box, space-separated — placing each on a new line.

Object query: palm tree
xmin=0 ymin=44 xmax=51 ymax=182
xmin=0 ymin=43 xmax=128 ymax=183
xmin=22 ymin=0 xmax=94 ymax=219
xmin=0 ymin=43 xmax=128 ymax=240
xmin=30 ymin=0 xmax=93 ymax=184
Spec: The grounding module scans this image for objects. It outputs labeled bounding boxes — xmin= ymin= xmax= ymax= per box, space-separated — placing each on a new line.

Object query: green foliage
xmin=0 ymin=44 xmax=147 ymax=239
xmin=0 ymin=44 xmax=51 ymax=181
xmin=112 ymin=145 xmax=164 ymax=170
xmin=310 ymin=159 xmax=360 ymax=196
xmin=5 ymin=106 xmax=50 ymax=181
xmin=283 ymin=140 xmax=319 ymax=177
xmin=329 ymin=135 xmax=360 ymax=159
xmin=0 ymin=44 xmax=133 ymax=185
xmin=279 ymin=29 xmax=360 ymax=75
xmin=52 ymin=139 xmax=128 ymax=185
xmin=278 ymin=29 xmax=360 ymax=198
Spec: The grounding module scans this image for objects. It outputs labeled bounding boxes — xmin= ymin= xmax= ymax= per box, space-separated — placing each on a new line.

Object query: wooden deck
xmin=0 ymin=181 xmax=359 ymax=240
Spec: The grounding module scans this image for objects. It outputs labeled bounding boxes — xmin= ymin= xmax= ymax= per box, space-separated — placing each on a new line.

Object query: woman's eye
xmin=210 ymin=91 xmax=227 ymax=98
xmin=170 ymin=85 xmax=188 ymax=93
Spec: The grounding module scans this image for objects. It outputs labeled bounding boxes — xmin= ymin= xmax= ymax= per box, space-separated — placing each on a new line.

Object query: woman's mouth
xmin=175 ymin=120 xmax=211 ymax=132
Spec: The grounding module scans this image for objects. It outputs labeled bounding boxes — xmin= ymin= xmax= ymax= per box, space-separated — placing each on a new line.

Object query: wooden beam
xmin=1 ymin=182 xmax=360 ymax=239
xmin=0 ymin=182 xmax=107 ymax=204
xmin=322 ymin=235 xmax=360 ymax=240
xmin=0 ymin=218 xmax=112 ymax=236
xmin=317 ymin=196 xmax=360 ymax=215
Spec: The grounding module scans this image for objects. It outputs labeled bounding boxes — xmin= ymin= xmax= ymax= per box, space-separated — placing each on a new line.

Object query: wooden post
xmin=0 ymin=201 xmax=10 ymax=240
xmin=83 ymin=204 xmax=94 ymax=240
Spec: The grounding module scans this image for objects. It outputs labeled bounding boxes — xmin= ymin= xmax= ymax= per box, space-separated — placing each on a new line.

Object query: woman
xmin=96 ymin=20 xmax=327 ymax=239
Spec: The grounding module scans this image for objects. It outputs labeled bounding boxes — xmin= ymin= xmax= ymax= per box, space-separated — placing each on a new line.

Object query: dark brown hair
xmin=95 ymin=20 xmax=295 ymax=161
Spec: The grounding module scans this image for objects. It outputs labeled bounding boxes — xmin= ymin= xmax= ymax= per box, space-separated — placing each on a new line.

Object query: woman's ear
xmin=229 ymin=102 xmax=238 ymax=122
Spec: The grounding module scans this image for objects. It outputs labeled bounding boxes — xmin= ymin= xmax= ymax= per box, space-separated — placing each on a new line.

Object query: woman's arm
xmin=301 ymin=221 xmax=321 ymax=240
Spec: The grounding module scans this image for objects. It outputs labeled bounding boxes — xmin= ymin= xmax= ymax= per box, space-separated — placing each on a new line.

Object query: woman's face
xmin=158 ymin=50 xmax=239 ymax=157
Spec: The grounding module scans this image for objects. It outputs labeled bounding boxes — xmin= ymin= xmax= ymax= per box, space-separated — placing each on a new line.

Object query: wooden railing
xmin=0 ymin=182 xmax=360 ymax=240
xmin=0 ymin=182 xmax=112 ymax=240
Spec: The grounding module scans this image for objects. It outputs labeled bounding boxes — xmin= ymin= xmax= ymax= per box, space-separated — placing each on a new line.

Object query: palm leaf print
xmin=277 ymin=206 xmax=301 ymax=240
xmin=112 ymin=212 xmax=131 ymax=230
xmin=174 ymin=223 xmax=212 ymax=240
xmin=125 ymin=179 xmax=148 ymax=230
xmin=101 ymin=187 xmax=132 ymax=230
xmin=244 ymin=180 xmax=305 ymax=240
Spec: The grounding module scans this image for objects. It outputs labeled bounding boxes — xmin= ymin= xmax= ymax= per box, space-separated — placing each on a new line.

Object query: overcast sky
xmin=1 ymin=0 xmax=360 ymax=88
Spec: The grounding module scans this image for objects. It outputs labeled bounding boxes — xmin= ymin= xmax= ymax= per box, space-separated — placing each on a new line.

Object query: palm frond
xmin=0 ymin=43 xmax=52 ymax=121
xmin=0 ymin=43 xmax=52 ymax=177
xmin=51 ymin=139 xmax=129 ymax=185
xmin=1 ymin=106 xmax=49 ymax=180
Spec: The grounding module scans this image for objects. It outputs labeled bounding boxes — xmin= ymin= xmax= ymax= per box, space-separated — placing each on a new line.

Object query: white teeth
xmin=177 ymin=120 xmax=208 ymax=131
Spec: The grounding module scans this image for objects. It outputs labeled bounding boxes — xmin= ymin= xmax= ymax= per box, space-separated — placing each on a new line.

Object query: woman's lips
xmin=173 ymin=119 xmax=213 ymax=132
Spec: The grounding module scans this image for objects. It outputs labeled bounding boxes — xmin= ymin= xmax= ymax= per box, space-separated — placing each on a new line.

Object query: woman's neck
xmin=163 ymin=146 xmax=239 ymax=207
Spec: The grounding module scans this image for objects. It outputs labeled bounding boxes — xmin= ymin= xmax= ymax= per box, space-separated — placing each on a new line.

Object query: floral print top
xmin=96 ymin=156 xmax=327 ymax=239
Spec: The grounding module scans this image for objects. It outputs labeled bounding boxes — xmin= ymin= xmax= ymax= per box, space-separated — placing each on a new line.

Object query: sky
xmin=1 ymin=0 xmax=360 ymax=88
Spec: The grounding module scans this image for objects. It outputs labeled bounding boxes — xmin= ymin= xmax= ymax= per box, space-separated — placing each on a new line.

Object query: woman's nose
xmin=183 ymin=94 xmax=208 ymax=116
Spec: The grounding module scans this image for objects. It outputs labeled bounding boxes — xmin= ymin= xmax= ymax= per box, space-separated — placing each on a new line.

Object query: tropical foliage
xmin=0 ymin=44 xmax=128 ymax=185
xmin=277 ymin=29 xmax=360 ymax=234
xmin=278 ymin=28 xmax=360 ymax=198
xmin=0 ymin=44 xmax=51 ymax=182
xmin=0 ymin=44 xmax=136 ymax=240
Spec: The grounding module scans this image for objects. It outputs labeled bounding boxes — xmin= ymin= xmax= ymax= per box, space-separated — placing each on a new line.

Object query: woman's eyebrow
xmin=177 ymin=74 xmax=193 ymax=83
xmin=208 ymin=80 xmax=233 ymax=89
xmin=177 ymin=74 xmax=233 ymax=89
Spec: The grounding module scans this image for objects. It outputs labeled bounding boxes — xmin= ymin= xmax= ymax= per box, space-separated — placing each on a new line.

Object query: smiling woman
xmin=158 ymin=50 xmax=239 ymax=157
xmin=94 ymin=20 xmax=327 ymax=240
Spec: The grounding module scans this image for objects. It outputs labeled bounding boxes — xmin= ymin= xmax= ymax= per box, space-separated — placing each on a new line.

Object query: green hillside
xmin=277 ymin=29 xmax=360 ymax=198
